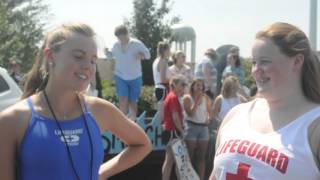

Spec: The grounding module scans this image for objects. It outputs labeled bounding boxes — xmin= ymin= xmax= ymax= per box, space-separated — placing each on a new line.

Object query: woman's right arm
xmin=0 ymin=107 xmax=24 ymax=180
xmin=0 ymin=114 xmax=15 ymax=179
xmin=182 ymin=95 xmax=198 ymax=117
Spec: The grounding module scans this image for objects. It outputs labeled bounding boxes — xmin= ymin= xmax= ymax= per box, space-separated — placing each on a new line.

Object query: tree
xmin=125 ymin=0 xmax=181 ymax=85
xmin=0 ymin=0 xmax=48 ymax=72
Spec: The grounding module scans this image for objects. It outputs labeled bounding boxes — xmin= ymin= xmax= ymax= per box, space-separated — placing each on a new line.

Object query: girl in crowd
xmin=169 ymin=51 xmax=193 ymax=84
xmin=152 ymin=41 xmax=171 ymax=103
xmin=212 ymin=76 xmax=247 ymax=124
xmin=210 ymin=22 xmax=320 ymax=180
xmin=222 ymin=53 xmax=245 ymax=85
xmin=183 ymin=78 xmax=212 ymax=180
xmin=152 ymin=41 xmax=171 ymax=124
xmin=0 ymin=23 xmax=151 ymax=180
xmin=161 ymin=75 xmax=186 ymax=180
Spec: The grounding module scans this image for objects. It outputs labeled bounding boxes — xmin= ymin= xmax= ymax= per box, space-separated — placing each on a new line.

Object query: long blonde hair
xmin=221 ymin=76 xmax=239 ymax=98
xmin=22 ymin=23 xmax=96 ymax=99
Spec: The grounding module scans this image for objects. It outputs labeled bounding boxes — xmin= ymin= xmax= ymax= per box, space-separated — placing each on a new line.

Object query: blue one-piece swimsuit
xmin=18 ymin=98 xmax=104 ymax=180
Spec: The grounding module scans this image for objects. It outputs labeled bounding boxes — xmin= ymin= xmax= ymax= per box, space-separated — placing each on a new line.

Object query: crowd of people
xmin=0 ymin=21 xmax=320 ymax=180
xmin=154 ymin=37 xmax=251 ymax=180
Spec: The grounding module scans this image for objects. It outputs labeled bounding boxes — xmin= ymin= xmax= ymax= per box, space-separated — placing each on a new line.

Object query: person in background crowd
xmin=183 ymin=78 xmax=212 ymax=180
xmin=9 ymin=58 xmax=24 ymax=86
xmin=222 ymin=53 xmax=245 ymax=85
xmin=194 ymin=48 xmax=218 ymax=99
xmin=153 ymin=41 xmax=171 ymax=123
xmin=111 ymin=25 xmax=151 ymax=120
xmin=161 ymin=75 xmax=186 ymax=180
xmin=212 ymin=75 xmax=247 ymax=124
xmin=153 ymin=41 xmax=171 ymax=104
xmin=210 ymin=22 xmax=320 ymax=180
xmin=169 ymin=51 xmax=193 ymax=84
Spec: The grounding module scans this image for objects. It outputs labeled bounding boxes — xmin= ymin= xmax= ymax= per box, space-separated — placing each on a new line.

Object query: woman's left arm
xmin=89 ymin=97 xmax=152 ymax=179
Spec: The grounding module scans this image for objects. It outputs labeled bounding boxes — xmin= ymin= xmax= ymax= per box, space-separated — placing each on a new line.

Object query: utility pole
xmin=309 ymin=0 xmax=318 ymax=50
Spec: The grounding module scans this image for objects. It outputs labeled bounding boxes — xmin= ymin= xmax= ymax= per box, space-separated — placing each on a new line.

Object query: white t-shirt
xmin=112 ymin=38 xmax=150 ymax=80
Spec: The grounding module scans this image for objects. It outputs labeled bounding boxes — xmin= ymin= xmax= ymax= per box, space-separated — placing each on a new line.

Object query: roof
xmin=171 ymin=24 xmax=196 ymax=42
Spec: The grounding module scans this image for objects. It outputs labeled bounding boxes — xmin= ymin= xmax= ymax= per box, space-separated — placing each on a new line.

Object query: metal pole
xmin=309 ymin=0 xmax=318 ymax=50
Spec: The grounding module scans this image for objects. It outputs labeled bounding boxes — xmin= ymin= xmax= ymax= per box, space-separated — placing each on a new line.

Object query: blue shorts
xmin=114 ymin=75 xmax=142 ymax=102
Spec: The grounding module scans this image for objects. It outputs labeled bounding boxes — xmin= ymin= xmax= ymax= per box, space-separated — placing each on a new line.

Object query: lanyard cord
xmin=43 ymin=90 xmax=93 ymax=180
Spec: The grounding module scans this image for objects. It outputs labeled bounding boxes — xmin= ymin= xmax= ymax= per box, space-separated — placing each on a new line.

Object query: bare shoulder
xmin=83 ymin=95 xmax=115 ymax=113
xmin=0 ymin=100 xmax=31 ymax=142
xmin=82 ymin=95 xmax=119 ymax=120
xmin=239 ymin=94 xmax=248 ymax=103
xmin=82 ymin=95 xmax=129 ymax=131
xmin=214 ymin=95 xmax=223 ymax=103
xmin=0 ymin=100 xmax=31 ymax=125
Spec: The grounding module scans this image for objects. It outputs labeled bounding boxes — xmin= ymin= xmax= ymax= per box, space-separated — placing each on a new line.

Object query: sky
xmin=43 ymin=0 xmax=319 ymax=61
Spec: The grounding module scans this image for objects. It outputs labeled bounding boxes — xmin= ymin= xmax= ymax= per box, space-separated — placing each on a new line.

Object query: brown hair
xmin=156 ymin=41 xmax=170 ymax=59
xmin=205 ymin=48 xmax=217 ymax=60
xmin=229 ymin=46 xmax=239 ymax=54
xmin=22 ymin=23 xmax=96 ymax=99
xmin=227 ymin=53 xmax=241 ymax=67
xmin=221 ymin=76 xmax=239 ymax=98
xmin=189 ymin=78 xmax=205 ymax=96
xmin=114 ymin=25 xmax=128 ymax=37
xmin=172 ymin=51 xmax=185 ymax=64
xmin=169 ymin=75 xmax=186 ymax=90
xmin=256 ymin=22 xmax=320 ymax=103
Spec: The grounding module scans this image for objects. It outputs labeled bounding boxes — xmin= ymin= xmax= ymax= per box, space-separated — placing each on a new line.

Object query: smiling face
xmin=48 ymin=33 xmax=97 ymax=92
xmin=251 ymin=37 xmax=297 ymax=99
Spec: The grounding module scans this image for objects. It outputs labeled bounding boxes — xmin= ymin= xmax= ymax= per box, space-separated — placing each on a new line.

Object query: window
xmin=0 ymin=75 xmax=10 ymax=93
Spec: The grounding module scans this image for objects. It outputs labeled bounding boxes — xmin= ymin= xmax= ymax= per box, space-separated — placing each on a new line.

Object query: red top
xmin=163 ymin=91 xmax=183 ymax=131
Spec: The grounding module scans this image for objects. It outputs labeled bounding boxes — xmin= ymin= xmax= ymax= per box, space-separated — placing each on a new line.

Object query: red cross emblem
xmin=226 ymin=163 xmax=254 ymax=180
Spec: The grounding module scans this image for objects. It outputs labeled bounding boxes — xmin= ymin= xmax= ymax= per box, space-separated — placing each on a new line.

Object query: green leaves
xmin=125 ymin=0 xmax=181 ymax=85
xmin=0 ymin=0 xmax=48 ymax=72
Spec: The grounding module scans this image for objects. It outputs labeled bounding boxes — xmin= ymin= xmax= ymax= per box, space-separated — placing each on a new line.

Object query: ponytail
xmin=21 ymin=42 xmax=49 ymax=99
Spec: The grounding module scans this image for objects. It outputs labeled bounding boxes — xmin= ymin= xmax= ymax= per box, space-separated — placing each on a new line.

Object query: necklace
xmin=43 ymin=90 xmax=93 ymax=180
